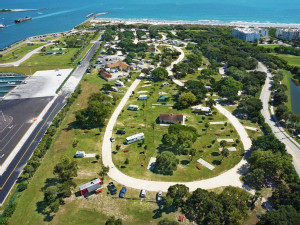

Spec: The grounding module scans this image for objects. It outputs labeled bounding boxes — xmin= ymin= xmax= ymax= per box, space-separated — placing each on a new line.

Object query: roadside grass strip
xmin=218 ymin=147 xmax=237 ymax=152
xmin=197 ymin=158 xmax=215 ymax=170
xmin=217 ymin=138 xmax=234 ymax=142
xmin=147 ymin=157 xmax=156 ymax=171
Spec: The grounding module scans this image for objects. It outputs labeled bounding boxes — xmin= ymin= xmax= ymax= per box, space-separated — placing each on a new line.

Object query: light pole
xmin=0 ymin=111 xmax=6 ymax=122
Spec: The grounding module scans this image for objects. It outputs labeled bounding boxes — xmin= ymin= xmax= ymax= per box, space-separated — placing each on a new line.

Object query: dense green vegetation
xmin=161 ymin=184 xmax=251 ymax=225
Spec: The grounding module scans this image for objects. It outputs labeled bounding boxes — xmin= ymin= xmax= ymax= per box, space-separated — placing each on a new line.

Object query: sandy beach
xmin=92 ymin=18 xmax=300 ymax=28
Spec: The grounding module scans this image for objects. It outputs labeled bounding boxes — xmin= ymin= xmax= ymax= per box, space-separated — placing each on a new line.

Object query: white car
xmin=140 ymin=188 xmax=147 ymax=198
xmin=156 ymin=190 xmax=163 ymax=202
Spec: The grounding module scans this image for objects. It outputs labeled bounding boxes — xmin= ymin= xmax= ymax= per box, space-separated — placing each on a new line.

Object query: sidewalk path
xmin=0 ymin=43 xmax=52 ymax=67
xmin=102 ymin=78 xmax=252 ymax=192
xmin=166 ymin=45 xmax=185 ymax=86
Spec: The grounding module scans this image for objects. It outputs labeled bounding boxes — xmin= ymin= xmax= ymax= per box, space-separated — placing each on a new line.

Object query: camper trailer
xmin=75 ymin=151 xmax=85 ymax=158
xmin=128 ymin=105 xmax=139 ymax=111
xmin=125 ymin=133 xmax=145 ymax=144
xmin=138 ymin=95 xmax=148 ymax=100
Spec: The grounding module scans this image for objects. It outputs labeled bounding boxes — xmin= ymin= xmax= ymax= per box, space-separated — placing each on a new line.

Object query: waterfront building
xmin=275 ymin=28 xmax=300 ymax=41
xmin=232 ymin=27 xmax=268 ymax=43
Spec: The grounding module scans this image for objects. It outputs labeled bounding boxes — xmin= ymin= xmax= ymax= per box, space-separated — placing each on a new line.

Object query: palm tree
xmin=151 ymin=122 xmax=155 ymax=144
xmin=221 ymin=148 xmax=229 ymax=161
xmin=220 ymin=140 xmax=227 ymax=149
xmin=189 ymin=148 xmax=196 ymax=162
xmin=205 ymin=98 xmax=216 ymax=109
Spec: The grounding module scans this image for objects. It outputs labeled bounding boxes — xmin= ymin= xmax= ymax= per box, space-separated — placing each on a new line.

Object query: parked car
xmin=116 ymin=130 xmax=126 ymax=135
xmin=107 ymin=182 xmax=117 ymax=195
xmin=140 ymin=188 xmax=147 ymax=198
xmin=156 ymin=190 xmax=163 ymax=202
xmin=119 ymin=187 xmax=127 ymax=198
xmin=110 ymin=137 xmax=115 ymax=142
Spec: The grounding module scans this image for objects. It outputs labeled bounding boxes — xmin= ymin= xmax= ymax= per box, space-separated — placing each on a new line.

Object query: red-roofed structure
xmin=159 ymin=113 xmax=184 ymax=124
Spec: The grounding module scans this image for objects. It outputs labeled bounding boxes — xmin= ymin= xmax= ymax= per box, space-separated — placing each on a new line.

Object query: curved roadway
xmin=102 ymin=44 xmax=253 ymax=192
xmin=258 ymin=62 xmax=300 ymax=175
xmin=0 ymin=43 xmax=52 ymax=67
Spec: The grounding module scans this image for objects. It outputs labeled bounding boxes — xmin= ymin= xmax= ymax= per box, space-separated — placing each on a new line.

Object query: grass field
xmin=0 ymin=65 xmax=73 ymax=74
xmin=271 ymin=53 xmax=300 ymax=67
xmin=112 ymin=80 xmax=244 ymax=182
xmin=8 ymin=71 xmax=192 ymax=225
xmin=0 ymin=43 xmax=45 ymax=63
xmin=20 ymin=48 xmax=78 ymax=66
xmin=260 ymin=44 xmax=280 ymax=50
xmin=281 ymin=70 xmax=293 ymax=111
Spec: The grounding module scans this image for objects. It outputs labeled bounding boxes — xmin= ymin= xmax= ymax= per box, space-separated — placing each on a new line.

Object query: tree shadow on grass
xmin=211 ymin=152 xmax=220 ymax=157
xmin=66 ymin=120 xmax=105 ymax=131
xmin=41 ymin=178 xmax=59 ymax=191
xmin=212 ymin=160 xmax=221 ymax=165
xmin=181 ymin=160 xmax=190 ymax=165
xmin=36 ymin=201 xmax=54 ymax=222
xmin=152 ymin=205 xmax=177 ymax=219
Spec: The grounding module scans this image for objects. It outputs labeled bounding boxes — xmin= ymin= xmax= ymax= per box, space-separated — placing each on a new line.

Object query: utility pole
xmin=1 ymin=111 xmax=6 ymax=122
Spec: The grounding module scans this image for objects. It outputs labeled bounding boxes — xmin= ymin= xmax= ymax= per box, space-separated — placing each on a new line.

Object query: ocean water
xmin=0 ymin=0 xmax=300 ymax=48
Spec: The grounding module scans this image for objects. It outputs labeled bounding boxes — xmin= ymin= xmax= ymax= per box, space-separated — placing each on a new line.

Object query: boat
xmin=14 ymin=16 xmax=32 ymax=23
xmin=0 ymin=24 xmax=6 ymax=28
xmin=86 ymin=13 xmax=94 ymax=18
xmin=37 ymin=12 xmax=43 ymax=15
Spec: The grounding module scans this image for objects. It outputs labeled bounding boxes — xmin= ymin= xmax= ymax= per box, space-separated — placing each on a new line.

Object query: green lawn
xmin=20 ymin=48 xmax=79 ymax=66
xmin=8 ymin=71 xmax=191 ymax=225
xmin=271 ymin=53 xmax=300 ymax=67
xmin=112 ymin=80 xmax=244 ymax=182
xmin=0 ymin=43 xmax=44 ymax=63
xmin=281 ymin=70 xmax=293 ymax=111
xmin=260 ymin=44 xmax=280 ymax=50
xmin=0 ymin=65 xmax=73 ymax=75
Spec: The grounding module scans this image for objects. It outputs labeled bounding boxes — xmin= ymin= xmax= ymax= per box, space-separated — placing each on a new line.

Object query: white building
xmin=126 ymin=133 xmax=145 ymax=144
xmin=276 ymin=28 xmax=300 ymax=41
xmin=232 ymin=27 xmax=268 ymax=43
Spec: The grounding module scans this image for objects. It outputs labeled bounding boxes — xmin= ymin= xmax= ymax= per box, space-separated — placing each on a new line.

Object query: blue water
xmin=289 ymin=78 xmax=300 ymax=116
xmin=1 ymin=0 xmax=300 ymax=48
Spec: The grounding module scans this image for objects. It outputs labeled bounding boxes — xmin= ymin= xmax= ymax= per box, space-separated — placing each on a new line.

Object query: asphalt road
xmin=258 ymin=62 xmax=300 ymax=175
xmin=0 ymin=97 xmax=53 ymax=165
xmin=0 ymin=35 xmax=102 ymax=204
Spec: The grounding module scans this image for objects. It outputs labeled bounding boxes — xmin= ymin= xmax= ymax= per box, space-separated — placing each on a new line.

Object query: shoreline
xmin=92 ymin=18 xmax=300 ymax=28
xmin=0 ymin=9 xmax=38 ymax=13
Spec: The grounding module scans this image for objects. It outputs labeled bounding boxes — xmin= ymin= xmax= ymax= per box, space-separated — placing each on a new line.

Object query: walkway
xmin=166 ymin=45 xmax=185 ymax=86
xmin=101 ymin=41 xmax=255 ymax=192
xmin=101 ymin=78 xmax=252 ymax=192
xmin=0 ymin=43 xmax=52 ymax=67
xmin=258 ymin=62 xmax=300 ymax=175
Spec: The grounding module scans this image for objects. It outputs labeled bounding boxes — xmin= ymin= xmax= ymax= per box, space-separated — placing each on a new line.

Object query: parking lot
xmin=4 ymin=69 xmax=72 ymax=99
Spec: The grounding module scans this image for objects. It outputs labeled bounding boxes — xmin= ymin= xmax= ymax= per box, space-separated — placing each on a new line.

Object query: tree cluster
xmin=75 ymin=93 xmax=112 ymax=128
xmin=162 ymin=124 xmax=198 ymax=154
xmin=162 ymin=185 xmax=250 ymax=225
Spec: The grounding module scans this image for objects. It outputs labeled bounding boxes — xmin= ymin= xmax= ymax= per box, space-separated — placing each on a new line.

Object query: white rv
xmin=138 ymin=95 xmax=148 ymax=100
xmin=128 ymin=105 xmax=139 ymax=111
xmin=126 ymin=133 xmax=145 ymax=144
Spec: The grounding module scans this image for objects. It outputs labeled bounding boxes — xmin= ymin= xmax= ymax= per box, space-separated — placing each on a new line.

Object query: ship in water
xmin=14 ymin=16 xmax=32 ymax=23
xmin=86 ymin=13 xmax=94 ymax=18
xmin=0 ymin=24 xmax=6 ymax=28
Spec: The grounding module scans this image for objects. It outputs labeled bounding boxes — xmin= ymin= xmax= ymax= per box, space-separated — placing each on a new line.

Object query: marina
xmin=0 ymin=74 xmax=27 ymax=98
